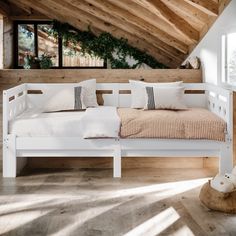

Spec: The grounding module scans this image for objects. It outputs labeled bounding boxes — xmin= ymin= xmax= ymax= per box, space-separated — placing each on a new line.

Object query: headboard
xmin=26 ymin=83 xmax=207 ymax=109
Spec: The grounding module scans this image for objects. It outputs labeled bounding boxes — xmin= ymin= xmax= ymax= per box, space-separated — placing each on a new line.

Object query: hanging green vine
xmin=49 ymin=20 xmax=167 ymax=69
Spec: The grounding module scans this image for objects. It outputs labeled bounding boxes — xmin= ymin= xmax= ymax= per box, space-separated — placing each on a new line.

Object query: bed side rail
xmin=3 ymin=84 xmax=27 ymax=138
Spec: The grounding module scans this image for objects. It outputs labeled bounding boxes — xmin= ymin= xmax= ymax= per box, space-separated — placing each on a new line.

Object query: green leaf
xmin=51 ymin=20 xmax=167 ymax=69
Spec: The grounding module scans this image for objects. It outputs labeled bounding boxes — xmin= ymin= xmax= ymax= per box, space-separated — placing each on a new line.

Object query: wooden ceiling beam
xmin=106 ymin=0 xmax=192 ymax=45
xmin=82 ymin=0 xmax=188 ymax=54
xmin=10 ymin=14 xmax=50 ymax=21
xmin=46 ymin=0 xmax=181 ymax=67
xmin=185 ymin=0 xmax=219 ymax=16
xmin=62 ymin=0 xmax=186 ymax=60
xmin=8 ymin=1 xmax=32 ymax=15
xmin=8 ymin=1 xmax=49 ymax=20
xmin=219 ymin=0 xmax=231 ymax=14
xmin=8 ymin=0 xmax=101 ymax=34
xmin=140 ymin=0 xmax=199 ymax=43
xmin=160 ymin=0 xmax=210 ymax=26
xmin=0 ymin=0 xmax=11 ymax=16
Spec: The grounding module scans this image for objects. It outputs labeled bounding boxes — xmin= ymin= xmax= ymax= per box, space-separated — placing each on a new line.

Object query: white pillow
xmin=129 ymin=80 xmax=183 ymax=108
xmin=43 ymin=79 xmax=98 ymax=112
xmin=43 ymin=86 xmax=85 ymax=112
xmin=144 ymin=86 xmax=187 ymax=110
xmin=80 ymin=79 xmax=98 ymax=107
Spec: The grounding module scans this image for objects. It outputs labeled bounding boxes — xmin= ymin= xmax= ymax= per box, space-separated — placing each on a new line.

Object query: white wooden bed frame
xmin=2 ymin=82 xmax=233 ymax=178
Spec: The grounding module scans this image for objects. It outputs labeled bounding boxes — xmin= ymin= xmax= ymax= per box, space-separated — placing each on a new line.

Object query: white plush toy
xmin=210 ymin=174 xmax=234 ymax=193
xmin=210 ymin=166 xmax=236 ymax=193
xmin=224 ymin=173 xmax=236 ymax=187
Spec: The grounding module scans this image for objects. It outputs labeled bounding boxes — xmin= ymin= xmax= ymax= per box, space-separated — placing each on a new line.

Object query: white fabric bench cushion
xmin=9 ymin=109 xmax=85 ymax=137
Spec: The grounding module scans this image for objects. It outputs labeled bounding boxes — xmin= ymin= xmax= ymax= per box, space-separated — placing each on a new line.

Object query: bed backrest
xmin=26 ymin=83 xmax=207 ymax=109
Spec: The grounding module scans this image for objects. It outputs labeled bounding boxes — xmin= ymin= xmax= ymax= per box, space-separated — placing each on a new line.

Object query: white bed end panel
xmin=3 ymin=84 xmax=28 ymax=177
xmin=206 ymin=84 xmax=233 ymax=137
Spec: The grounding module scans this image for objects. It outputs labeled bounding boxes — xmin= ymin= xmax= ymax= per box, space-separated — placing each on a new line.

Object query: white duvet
xmin=9 ymin=106 xmax=121 ymax=138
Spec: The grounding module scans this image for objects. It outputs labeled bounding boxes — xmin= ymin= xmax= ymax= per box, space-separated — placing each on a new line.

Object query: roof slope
xmin=0 ymin=0 xmax=231 ymax=67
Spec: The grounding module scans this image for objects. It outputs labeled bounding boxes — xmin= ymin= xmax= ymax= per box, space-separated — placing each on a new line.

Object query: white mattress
xmin=9 ymin=109 xmax=86 ymax=137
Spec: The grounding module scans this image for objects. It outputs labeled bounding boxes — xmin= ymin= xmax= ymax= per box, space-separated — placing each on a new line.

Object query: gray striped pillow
xmin=145 ymin=87 xmax=155 ymax=110
xmin=74 ymin=86 xmax=84 ymax=110
xmin=145 ymin=86 xmax=187 ymax=110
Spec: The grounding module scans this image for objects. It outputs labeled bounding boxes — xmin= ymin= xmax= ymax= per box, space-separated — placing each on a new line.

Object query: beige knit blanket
xmin=118 ymin=108 xmax=226 ymax=141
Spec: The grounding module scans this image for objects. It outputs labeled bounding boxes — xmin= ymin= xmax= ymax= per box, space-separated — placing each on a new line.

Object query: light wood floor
xmin=0 ymin=168 xmax=236 ymax=236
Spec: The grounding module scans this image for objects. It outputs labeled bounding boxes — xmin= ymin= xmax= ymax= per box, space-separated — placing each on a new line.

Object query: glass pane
xmin=63 ymin=41 xmax=104 ymax=67
xmin=227 ymin=33 xmax=236 ymax=85
xmin=18 ymin=24 xmax=35 ymax=66
xmin=38 ymin=24 xmax=59 ymax=66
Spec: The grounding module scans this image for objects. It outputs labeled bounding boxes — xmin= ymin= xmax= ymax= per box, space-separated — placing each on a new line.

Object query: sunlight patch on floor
xmin=124 ymin=207 xmax=180 ymax=236
xmin=0 ymin=198 xmax=59 ymax=215
xmin=0 ymin=209 xmax=53 ymax=235
xmin=107 ymin=178 xmax=210 ymax=199
xmin=173 ymin=225 xmax=195 ymax=236
xmin=52 ymin=203 xmax=122 ymax=236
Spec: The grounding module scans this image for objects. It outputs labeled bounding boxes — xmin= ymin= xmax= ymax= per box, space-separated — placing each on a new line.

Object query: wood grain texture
xmin=140 ymin=0 xmax=199 ymax=43
xmin=47 ymin=0 xmax=183 ymax=66
xmin=106 ymin=0 xmax=191 ymax=45
xmin=2 ymin=168 xmax=236 ymax=236
xmin=185 ymin=0 xmax=219 ymax=16
xmin=27 ymin=157 xmax=218 ymax=169
xmin=2 ymin=17 xmax=13 ymax=69
xmin=4 ymin=0 xmax=231 ymax=68
xmin=82 ymin=0 xmax=188 ymax=54
xmin=0 ymin=1 xmax=11 ymax=16
xmin=0 ymin=69 xmax=202 ymax=86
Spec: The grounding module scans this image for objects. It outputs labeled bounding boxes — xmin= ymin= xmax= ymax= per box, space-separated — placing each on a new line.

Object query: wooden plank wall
xmin=0 ymin=68 xmax=219 ymax=170
xmin=2 ymin=17 xmax=13 ymax=69
xmin=0 ymin=69 xmax=202 ymax=86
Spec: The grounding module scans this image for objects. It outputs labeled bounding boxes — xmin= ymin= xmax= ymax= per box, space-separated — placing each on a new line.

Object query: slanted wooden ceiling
xmin=0 ymin=0 xmax=231 ymax=68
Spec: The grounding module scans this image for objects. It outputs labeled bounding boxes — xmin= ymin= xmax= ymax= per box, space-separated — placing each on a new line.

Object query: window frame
xmin=14 ymin=20 xmax=107 ymax=69
xmin=221 ymin=33 xmax=236 ymax=85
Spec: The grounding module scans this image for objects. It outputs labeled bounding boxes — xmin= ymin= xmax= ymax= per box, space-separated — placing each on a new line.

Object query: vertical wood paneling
xmin=3 ymin=17 xmax=13 ymax=69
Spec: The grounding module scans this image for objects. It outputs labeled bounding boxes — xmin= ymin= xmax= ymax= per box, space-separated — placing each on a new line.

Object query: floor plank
xmin=0 ymin=168 xmax=235 ymax=236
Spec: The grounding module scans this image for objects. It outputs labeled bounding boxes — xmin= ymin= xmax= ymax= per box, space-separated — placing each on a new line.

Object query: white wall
xmin=186 ymin=1 xmax=236 ymax=85
xmin=0 ymin=15 xmax=3 ymax=69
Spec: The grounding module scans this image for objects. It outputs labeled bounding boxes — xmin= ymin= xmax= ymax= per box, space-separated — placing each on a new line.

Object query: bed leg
xmin=219 ymin=143 xmax=233 ymax=175
xmin=3 ymin=135 xmax=17 ymax=178
xmin=113 ymin=146 xmax=121 ymax=178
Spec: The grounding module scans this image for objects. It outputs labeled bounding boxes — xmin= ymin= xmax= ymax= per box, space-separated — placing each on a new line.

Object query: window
xmin=14 ymin=21 xmax=106 ymax=68
xmin=38 ymin=24 xmax=59 ymax=66
xmin=17 ymin=24 xmax=35 ymax=66
xmin=222 ymin=33 xmax=236 ymax=85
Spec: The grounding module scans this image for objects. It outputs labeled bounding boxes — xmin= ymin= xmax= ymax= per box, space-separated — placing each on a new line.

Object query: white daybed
xmin=2 ymin=83 xmax=233 ymax=178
